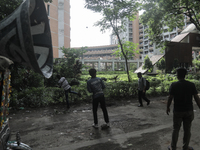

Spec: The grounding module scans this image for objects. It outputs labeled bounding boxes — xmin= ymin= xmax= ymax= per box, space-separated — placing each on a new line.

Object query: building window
xmin=47 ymin=5 xmax=50 ymax=16
xmin=170 ymin=33 xmax=176 ymax=39
xmin=164 ymin=35 xmax=169 ymax=39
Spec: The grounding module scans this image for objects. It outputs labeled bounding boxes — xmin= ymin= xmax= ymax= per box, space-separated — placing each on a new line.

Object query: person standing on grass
xmin=87 ymin=68 xmax=110 ymax=129
xmin=57 ymin=75 xmax=80 ymax=109
xmin=137 ymin=72 xmax=150 ymax=107
xmin=166 ymin=68 xmax=200 ymax=150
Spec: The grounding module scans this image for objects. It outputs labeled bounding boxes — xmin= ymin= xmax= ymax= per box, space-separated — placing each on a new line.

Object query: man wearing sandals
xmin=166 ymin=68 xmax=200 ymax=150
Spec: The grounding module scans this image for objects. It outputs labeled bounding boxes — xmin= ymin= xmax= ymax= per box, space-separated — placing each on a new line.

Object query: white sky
xmin=70 ymin=0 xmax=111 ymax=47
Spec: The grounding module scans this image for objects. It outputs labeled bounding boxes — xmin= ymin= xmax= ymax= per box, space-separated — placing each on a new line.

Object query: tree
xmin=140 ymin=0 xmax=200 ymax=48
xmin=59 ymin=47 xmax=86 ymax=78
xmin=84 ymin=0 xmax=140 ymax=82
xmin=0 ymin=0 xmax=52 ymax=21
xmin=192 ymin=55 xmax=200 ymax=72
xmin=113 ymin=41 xmax=139 ymax=60
xmin=156 ymin=58 xmax=166 ymax=73
xmin=44 ymin=47 xmax=86 ymax=87
xmin=143 ymin=55 xmax=153 ymax=72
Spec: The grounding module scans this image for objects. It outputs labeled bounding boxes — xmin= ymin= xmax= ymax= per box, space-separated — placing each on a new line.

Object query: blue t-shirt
xmin=87 ymin=77 xmax=105 ymax=99
xmin=169 ymin=80 xmax=198 ymax=112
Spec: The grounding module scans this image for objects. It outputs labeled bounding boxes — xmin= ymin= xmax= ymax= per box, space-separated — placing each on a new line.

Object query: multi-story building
xmin=74 ymin=44 xmax=119 ymax=60
xmin=45 ymin=0 xmax=70 ymax=58
xmin=110 ymin=14 xmax=140 ymax=60
xmin=73 ymin=44 xmax=143 ymax=71
xmin=110 ymin=14 xmax=192 ymax=60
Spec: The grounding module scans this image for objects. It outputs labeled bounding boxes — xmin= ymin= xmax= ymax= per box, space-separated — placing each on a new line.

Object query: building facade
xmin=110 ymin=14 xmax=140 ymax=60
xmin=110 ymin=14 xmax=192 ymax=60
xmin=45 ymin=0 xmax=70 ymax=58
xmin=81 ymin=44 xmax=118 ymax=60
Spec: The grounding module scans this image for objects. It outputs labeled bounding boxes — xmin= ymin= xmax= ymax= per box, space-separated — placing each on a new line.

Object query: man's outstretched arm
xmin=194 ymin=94 xmax=200 ymax=109
xmin=166 ymin=95 xmax=173 ymax=115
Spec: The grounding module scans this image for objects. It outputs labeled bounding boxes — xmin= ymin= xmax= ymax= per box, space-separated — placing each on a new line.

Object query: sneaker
xmin=92 ymin=124 xmax=99 ymax=129
xmin=183 ymin=146 xmax=194 ymax=150
xmin=147 ymin=100 xmax=150 ymax=106
xmin=101 ymin=123 xmax=110 ymax=130
xmin=138 ymin=104 xmax=143 ymax=107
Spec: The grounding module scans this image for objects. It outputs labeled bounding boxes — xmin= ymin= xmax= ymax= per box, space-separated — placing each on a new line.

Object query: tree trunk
xmin=117 ymin=37 xmax=131 ymax=82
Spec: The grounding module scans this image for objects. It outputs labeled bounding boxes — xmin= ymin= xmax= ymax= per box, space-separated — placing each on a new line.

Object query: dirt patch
xmin=8 ymin=96 xmax=200 ymax=150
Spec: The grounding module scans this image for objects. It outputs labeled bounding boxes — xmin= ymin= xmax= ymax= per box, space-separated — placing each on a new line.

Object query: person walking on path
xmin=87 ymin=68 xmax=110 ymax=129
xmin=137 ymin=72 xmax=150 ymax=107
xmin=57 ymin=75 xmax=80 ymax=109
xmin=166 ymin=68 xmax=200 ymax=150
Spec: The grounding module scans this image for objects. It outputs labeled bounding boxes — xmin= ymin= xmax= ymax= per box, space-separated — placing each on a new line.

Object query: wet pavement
xmin=9 ymin=96 xmax=200 ymax=150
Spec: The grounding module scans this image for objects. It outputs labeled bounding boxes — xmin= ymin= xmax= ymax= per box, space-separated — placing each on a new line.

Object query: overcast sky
xmin=70 ymin=0 xmax=111 ymax=47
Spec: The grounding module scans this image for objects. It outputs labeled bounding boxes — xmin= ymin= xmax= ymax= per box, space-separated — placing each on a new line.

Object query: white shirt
xmin=58 ymin=77 xmax=71 ymax=90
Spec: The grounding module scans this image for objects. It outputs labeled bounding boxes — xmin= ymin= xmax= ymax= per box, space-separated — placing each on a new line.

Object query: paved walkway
xmin=9 ymin=96 xmax=200 ymax=150
xmin=49 ymin=123 xmax=172 ymax=150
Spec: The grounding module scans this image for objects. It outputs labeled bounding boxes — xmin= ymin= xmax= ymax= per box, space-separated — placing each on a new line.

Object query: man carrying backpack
xmin=137 ymin=72 xmax=150 ymax=107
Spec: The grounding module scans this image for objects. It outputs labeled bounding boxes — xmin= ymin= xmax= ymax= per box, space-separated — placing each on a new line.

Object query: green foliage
xmin=82 ymin=70 xmax=127 ymax=75
xmin=85 ymin=0 xmax=140 ymax=33
xmin=192 ymin=80 xmax=200 ymax=91
xmin=143 ymin=55 xmax=153 ymax=72
xmin=59 ymin=47 xmax=86 ymax=78
xmin=173 ymin=58 xmax=179 ymax=69
xmin=0 ymin=0 xmax=22 ymax=21
xmin=192 ymin=55 xmax=200 ymax=72
xmin=140 ymin=0 xmax=200 ymax=48
xmin=84 ymin=0 xmax=140 ymax=82
xmin=156 ymin=58 xmax=166 ymax=73
xmin=11 ymin=64 xmax=44 ymax=91
xmin=104 ymin=81 xmax=138 ymax=99
xmin=113 ymin=41 xmax=139 ymax=59
xmin=10 ymin=69 xmax=200 ymax=107
xmin=148 ymin=77 xmax=161 ymax=95
xmin=10 ymin=87 xmax=63 ymax=108
xmin=0 ymin=0 xmax=52 ymax=21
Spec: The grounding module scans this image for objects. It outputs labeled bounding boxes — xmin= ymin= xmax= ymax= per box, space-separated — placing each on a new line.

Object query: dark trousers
xmin=92 ymin=95 xmax=109 ymax=125
xmin=65 ymin=88 xmax=78 ymax=108
xmin=171 ymin=111 xmax=194 ymax=150
xmin=138 ymin=90 xmax=150 ymax=105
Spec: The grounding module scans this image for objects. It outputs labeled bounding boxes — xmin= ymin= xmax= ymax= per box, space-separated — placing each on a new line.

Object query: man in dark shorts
xmin=87 ymin=68 xmax=109 ymax=129
xmin=166 ymin=68 xmax=200 ymax=150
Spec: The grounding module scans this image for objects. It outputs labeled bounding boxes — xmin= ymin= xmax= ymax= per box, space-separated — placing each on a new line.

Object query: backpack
xmin=142 ymin=78 xmax=150 ymax=90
